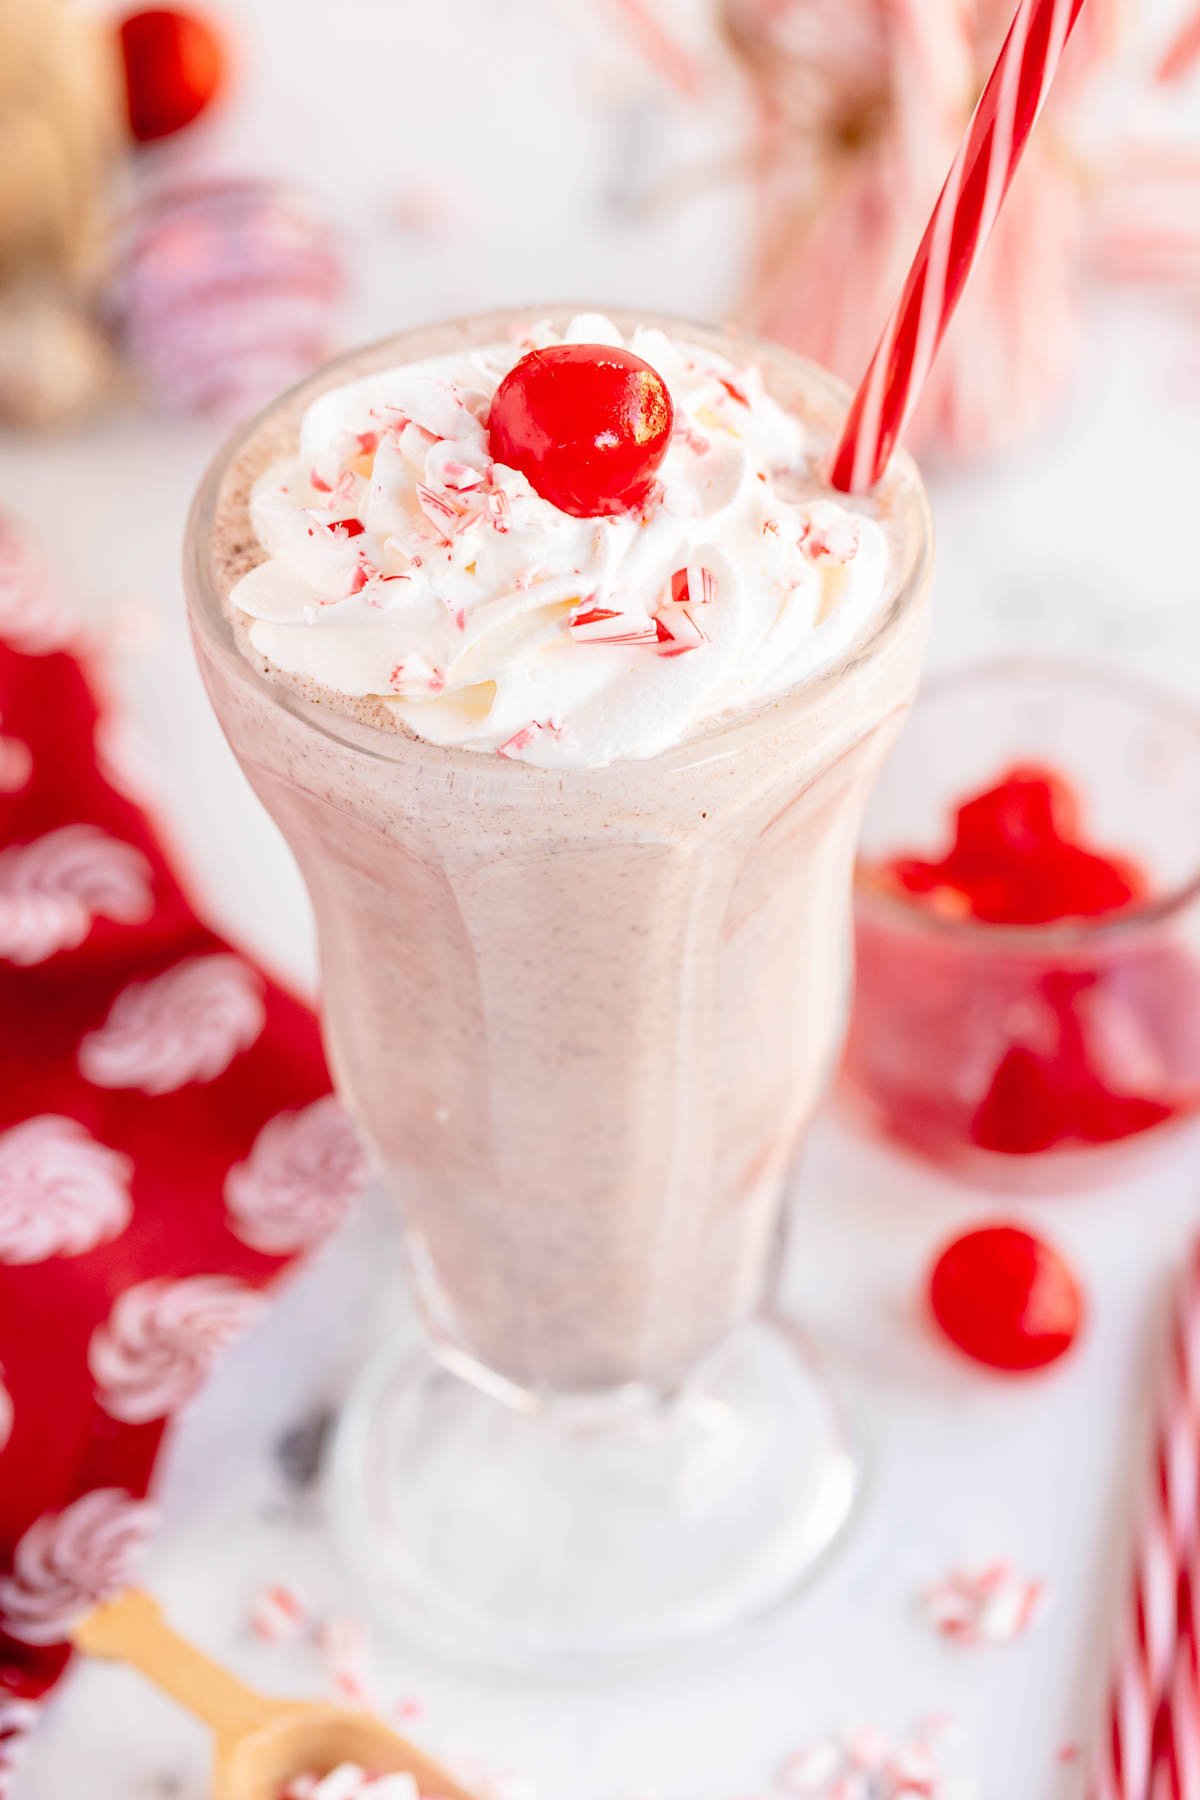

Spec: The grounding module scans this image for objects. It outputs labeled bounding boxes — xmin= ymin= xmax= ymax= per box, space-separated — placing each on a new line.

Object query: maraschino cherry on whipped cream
xmin=230 ymin=314 xmax=894 ymax=768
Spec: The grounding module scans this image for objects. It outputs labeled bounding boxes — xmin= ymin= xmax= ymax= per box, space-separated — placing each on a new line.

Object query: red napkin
xmin=0 ymin=518 xmax=364 ymax=1787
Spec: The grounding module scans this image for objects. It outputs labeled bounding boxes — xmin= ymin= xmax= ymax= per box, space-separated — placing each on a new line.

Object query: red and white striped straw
xmin=1090 ymin=1239 xmax=1200 ymax=1800
xmin=829 ymin=0 xmax=1088 ymax=493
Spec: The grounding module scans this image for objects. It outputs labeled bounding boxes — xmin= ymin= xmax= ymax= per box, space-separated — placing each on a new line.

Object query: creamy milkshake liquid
xmin=191 ymin=311 xmax=931 ymax=1396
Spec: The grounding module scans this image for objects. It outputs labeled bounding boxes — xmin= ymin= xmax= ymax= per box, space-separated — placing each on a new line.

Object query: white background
xmin=3 ymin=1 xmax=1200 ymax=1794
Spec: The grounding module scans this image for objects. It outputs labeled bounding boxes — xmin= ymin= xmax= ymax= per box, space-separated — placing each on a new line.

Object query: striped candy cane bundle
xmin=1155 ymin=1534 xmax=1200 ymax=1800
xmin=830 ymin=0 xmax=1089 ymax=492
xmin=1091 ymin=1238 xmax=1200 ymax=1800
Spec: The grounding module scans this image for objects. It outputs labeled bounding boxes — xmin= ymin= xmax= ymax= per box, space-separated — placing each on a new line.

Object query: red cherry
xmin=972 ymin=960 xmax=1182 ymax=1154
xmin=971 ymin=1047 xmax=1073 ymax=1153
xmin=1076 ymin=1089 xmax=1174 ymax=1143
xmin=1037 ymin=845 xmax=1144 ymax=920
xmin=954 ymin=764 xmax=1079 ymax=865
xmin=119 ymin=8 xmax=226 ymax=143
xmin=870 ymin=856 xmax=973 ymax=923
xmin=487 ymin=344 xmax=674 ymax=518
xmin=929 ymin=1224 xmax=1083 ymax=1372
xmin=875 ymin=765 xmax=1149 ymax=928
xmin=877 ymin=856 xmax=944 ymax=898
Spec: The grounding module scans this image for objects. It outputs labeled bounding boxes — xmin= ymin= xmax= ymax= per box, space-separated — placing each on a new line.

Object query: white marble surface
xmin=3 ymin=0 xmax=1200 ymax=1793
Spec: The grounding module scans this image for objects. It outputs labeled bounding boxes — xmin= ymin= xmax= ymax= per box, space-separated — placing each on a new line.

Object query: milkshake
xmin=187 ymin=308 xmax=932 ymax=1660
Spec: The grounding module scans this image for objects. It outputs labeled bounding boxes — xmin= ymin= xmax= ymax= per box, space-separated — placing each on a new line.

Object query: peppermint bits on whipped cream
xmin=228 ymin=314 xmax=895 ymax=768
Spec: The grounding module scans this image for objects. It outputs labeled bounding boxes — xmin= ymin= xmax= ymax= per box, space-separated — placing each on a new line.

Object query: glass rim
xmin=854 ymin=653 xmax=1200 ymax=950
xmin=184 ymin=303 xmax=934 ymax=783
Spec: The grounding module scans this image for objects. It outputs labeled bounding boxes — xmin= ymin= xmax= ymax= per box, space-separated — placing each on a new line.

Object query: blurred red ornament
xmin=114 ymin=177 xmax=344 ymax=418
xmin=118 ymin=7 xmax=226 ymax=143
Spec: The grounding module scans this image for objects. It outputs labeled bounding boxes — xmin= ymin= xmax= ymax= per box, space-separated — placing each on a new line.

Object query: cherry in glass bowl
xmin=843 ymin=659 xmax=1200 ymax=1191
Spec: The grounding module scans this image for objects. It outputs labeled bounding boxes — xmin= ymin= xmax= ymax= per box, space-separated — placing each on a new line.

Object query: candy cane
xmin=1090 ymin=1240 xmax=1200 ymax=1800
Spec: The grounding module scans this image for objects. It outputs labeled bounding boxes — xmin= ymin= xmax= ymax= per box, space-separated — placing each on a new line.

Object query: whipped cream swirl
xmin=230 ymin=314 xmax=893 ymax=768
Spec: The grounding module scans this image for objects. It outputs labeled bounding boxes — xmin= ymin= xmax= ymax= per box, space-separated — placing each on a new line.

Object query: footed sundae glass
xmin=186 ymin=309 xmax=933 ymax=1671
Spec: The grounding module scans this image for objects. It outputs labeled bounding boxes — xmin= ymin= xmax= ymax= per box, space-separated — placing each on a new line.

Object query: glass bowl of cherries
xmin=843 ymin=658 xmax=1200 ymax=1190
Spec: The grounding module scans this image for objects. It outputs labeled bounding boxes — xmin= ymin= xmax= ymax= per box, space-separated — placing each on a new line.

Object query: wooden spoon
xmin=74 ymin=1590 xmax=480 ymax=1800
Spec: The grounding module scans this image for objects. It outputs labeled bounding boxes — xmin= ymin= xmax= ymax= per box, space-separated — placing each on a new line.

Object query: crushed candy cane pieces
xmin=496 ymin=721 xmax=562 ymax=759
xmin=348 ymin=561 xmax=380 ymax=596
xmin=247 ymin=1589 xmax=430 ymax=1739
xmin=281 ymin=1768 xmax=419 ymax=1800
xmin=388 ymin=655 xmax=446 ymax=695
xmin=652 ymin=607 xmax=707 ymax=656
xmin=778 ymin=1722 xmax=977 ymax=1800
xmin=673 ymin=417 xmax=710 ymax=455
xmin=668 ymin=565 xmax=718 ymax=608
xmin=249 ymin=1583 xmax=309 ymax=1644
xmin=442 ymin=460 xmax=485 ymax=491
xmin=921 ymin=1559 xmax=1048 ymax=1645
xmin=780 ymin=1742 xmax=843 ymax=1793
xmin=316 ymin=1613 xmax=378 ymax=1710
xmin=568 ymin=606 xmax=658 ymax=646
xmin=799 ymin=506 xmax=862 ymax=564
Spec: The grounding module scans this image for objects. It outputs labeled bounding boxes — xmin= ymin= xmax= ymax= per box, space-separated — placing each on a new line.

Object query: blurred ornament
xmin=1088 ymin=139 xmax=1200 ymax=292
xmin=114 ymin=177 xmax=344 ymax=418
xmin=118 ymin=6 xmax=227 ymax=144
xmin=1086 ymin=11 xmax=1200 ymax=298
xmin=609 ymin=0 xmax=1200 ymax=469
xmin=720 ymin=0 xmax=1123 ymax=467
xmin=0 ymin=0 xmax=126 ymax=425
xmin=603 ymin=0 xmax=711 ymax=100
xmin=1157 ymin=0 xmax=1200 ymax=84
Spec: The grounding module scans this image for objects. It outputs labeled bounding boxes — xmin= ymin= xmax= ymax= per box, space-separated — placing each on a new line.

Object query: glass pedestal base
xmin=328 ymin=1316 xmax=860 ymax=1675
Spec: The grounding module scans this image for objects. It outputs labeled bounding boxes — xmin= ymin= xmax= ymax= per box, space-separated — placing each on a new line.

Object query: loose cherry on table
xmin=929 ymin=1224 xmax=1084 ymax=1372
xmin=487 ymin=343 xmax=674 ymax=518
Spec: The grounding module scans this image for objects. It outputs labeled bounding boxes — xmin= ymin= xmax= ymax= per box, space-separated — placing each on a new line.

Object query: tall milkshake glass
xmin=186 ymin=308 xmax=933 ymax=1669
